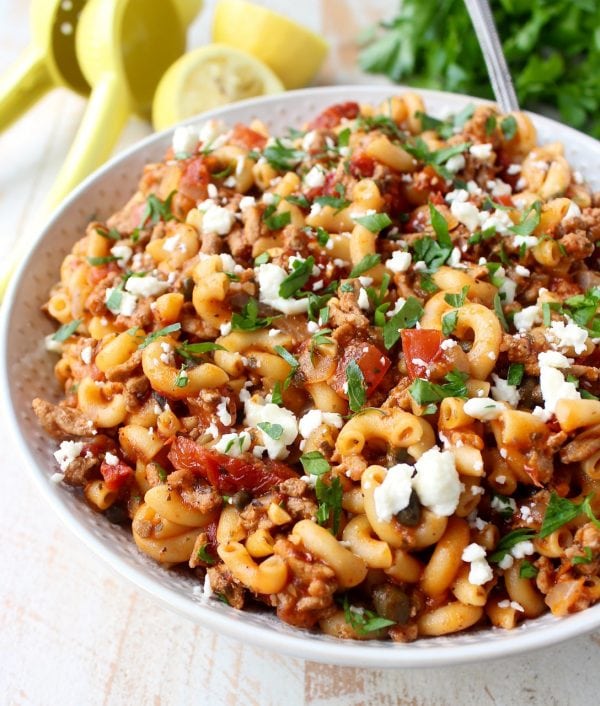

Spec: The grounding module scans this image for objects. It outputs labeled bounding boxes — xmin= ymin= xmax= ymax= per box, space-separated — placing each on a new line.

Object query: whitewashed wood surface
xmin=1 ymin=2 xmax=600 ymax=704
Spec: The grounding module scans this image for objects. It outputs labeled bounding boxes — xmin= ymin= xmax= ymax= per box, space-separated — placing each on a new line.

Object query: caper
xmin=394 ymin=490 xmax=421 ymax=526
xmin=105 ymin=503 xmax=129 ymax=525
xmin=231 ymin=489 xmax=252 ymax=509
xmin=372 ymin=584 xmax=411 ymax=624
xmin=181 ymin=276 xmax=194 ymax=302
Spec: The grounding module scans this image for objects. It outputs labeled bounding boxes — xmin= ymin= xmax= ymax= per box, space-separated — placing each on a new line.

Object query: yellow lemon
xmin=152 ymin=43 xmax=284 ymax=131
xmin=212 ymin=0 xmax=328 ymax=89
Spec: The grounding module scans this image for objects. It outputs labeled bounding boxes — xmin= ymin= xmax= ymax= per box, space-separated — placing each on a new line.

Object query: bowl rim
xmin=3 ymin=84 xmax=600 ymax=668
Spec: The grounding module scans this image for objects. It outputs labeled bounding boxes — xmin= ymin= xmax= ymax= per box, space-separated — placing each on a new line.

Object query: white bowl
xmin=3 ymin=85 xmax=600 ymax=668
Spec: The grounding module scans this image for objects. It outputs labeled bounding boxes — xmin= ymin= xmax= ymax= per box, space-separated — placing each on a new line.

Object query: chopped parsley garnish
xmin=353 ymin=212 xmax=392 ymax=233
xmin=138 ymin=323 xmax=182 ymax=349
xmin=428 ymin=202 xmax=452 ymax=248
xmin=485 ymin=115 xmax=497 ymax=136
xmin=468 ymin=226 xmax=498 ymax=247
xmin=254 ymin=251 xmax=270 ymax=266
xmin=314 ymin=183 xmax=351 ymax=212
xmin=315 ymin=226 xmax=330 ymax=247
xmin=419 ymin=273 xmax=439 ymax=294
xmin=176 ymin=341 xmax=225 ymax=360
xmin=257 ymin=422 xmax=284 ymax=440
xmin=409 ymin=370 xmax=468 ymax=405
xmin=501 ymin=115 xmax=518 ymax=140
xmin=337 ymin=127 xmax=351 ymax=146
xmin=139 ymin=191 xmax=177 ymax=228
xmin=349 ymin=253 xmax=381 ymax=278
xmin=342 ymin=595 xmax=395 ymax=634
xmin=411 ymin=236 xmax=452 ymax=273
xmin=197 ymin=544 xmax=216 ymax=565
xmin=274 ymin=345 xmax=299 ymax=389
xmin=509 ymin=201 xmax=541 ymax=237
xmin=87 ymin=255 xmax=119 ymax=266
xmin=174 ymin=365 xmax=189 ymax=387
xmin=211 ymin=164 xmax=233 ymax=180
xmin=300 ymin=450 xmax=330 ymax=476
xmin=260 ymin=139 xmax=306 ymax=171
xmin=316 ymin=476 xmax=343 ymax=534
xmin=263 ymin=209 xmax=292 ymax=231
xmin=444 ymin=285 xmax=468 ymax=308
xmin=488 ymin=528 xmax=537 ymax=563
xmin=382 ymin=296 xmax=424 ymax=349
xmin=403 ymin=139 xmax=471 ymax=179
xmin=105 ymin=282 xmax=125 ymax=313
xmin=52 ymin=319 xmax=83 ymax=342
xmin=416 ymin=104 xmax=474 ymax=140
xmin=309 ymin=328 xmax=334 ymax=359
xmin=95 ymin=226 xmax=121 ymax=240
xmin=442 ymin=310 xmax=459 ymax=336
xmin=271 ymin=381 xmax=283 ymax=405
xmin=156 ymin=463 xmax=168 ymax=483
xmin=354 ymin=114 xmax=405 ymax=141
xmin=507 ymin=363 xmax=524 ymax=387
xmin=493 ymin=293 xmax=509 ymax=332
xmin=279 ymin=256 xmax=315 ymax=299
xmin=519 ymin=561 xmax=539 ymax=579
xmin=231 ymin=298 xmax=281 ymax=332
xmin=572 ymin=547 xmax=594 ymax=565
xmin=346 ymin=360 xmax=366 ymax=412
xmin=539 ymin=492 xmax=600 ymax=539
xmin=285 ymin=194 xmax=310 ymax=208
xmin=562 ymin=287 xmax=600 ymax=328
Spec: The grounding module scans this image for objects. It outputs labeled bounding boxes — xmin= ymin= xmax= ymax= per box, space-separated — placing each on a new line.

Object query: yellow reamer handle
xmin=46 ymin=71 xmax=130 ymax=208
xmin=0 ymin=48 xmax=53 ymax=133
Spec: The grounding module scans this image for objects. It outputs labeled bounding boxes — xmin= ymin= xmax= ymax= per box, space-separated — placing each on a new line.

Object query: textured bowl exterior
xmin=3 ymin=86 xmax=600 ymax=668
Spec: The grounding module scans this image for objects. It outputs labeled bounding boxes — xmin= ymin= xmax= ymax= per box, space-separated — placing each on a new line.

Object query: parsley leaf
xmin=428 ymin=202 xmax=452 ymax=248
xmin=174 ymin=365 xmax=189 ymax=388
xmin=279 ymin=256 xmax=315 ymax=299
xmin=139 ymin=191 xmax=177 ymax=228
xmin=572 ymin=547 xmax=594 ymax=565
xmin=257 ymin=422 xmax=284 ymax=440
xmin=197 ymin=544 xmax=216 ymax=565
xmin=444 ymin=285 xmax=468 ymax=308
xmin=353 ymin=212 xmax=392 ymax=232
xmin=52 ymin=319 xmax=83 ymax=342
xmin=231 ymin=298 xmax=281 ymax=332
xmin=494 ymin=293 xmax=509 ymax=332
xmin=264 ymin=209 xmax=291 ymax=231
xmin=507 ymin=363 xmax=524 ymax=387
xmin=285 ymin=194 xmax=310 ymax=208
xmin=519 ymin=560 xmax=539 ymax=579
xmin=261 ymin=139 xmax=306 ymax=171
xmin=409 ymin=370 xmax=468 ymax=405
xmin=346 ymin=360 xmax=366 ymax=412
xmin=539 ymin=492 xmax=600 ymax=539
xmin=300 ymin=450 xmax=330 ymax=476
xmin=314 ymin=184 xmax=351 ymax=212
xmin=488 ymin=529 xmax=536 ymax=564
xmin=403 ymin=138 xmax=470 ymax=179
xmin=95 ymin=226 xmax=121 ymax=241
xmin=349 ymin=253 xmax=381 ymax=278
xmin=271 ymin=381 xmax=283 ymax=405
xmin=442 ymin=310 xmax=459 ymax=336
xmin=138 ymin=323 xmax=182 ymax=349
xmin=315 ymin=475 xmax=343 ymax=534
xmin=509 ymin=201 xmax=541 ymax=237
xmin=382 ymin=297 xmax=424 ymax=349
xmin=176 ymin=341 xmax=225 ymax=360
xmin=342 ymin=595 xmax=395 ymax=635
xmin=254 ymin=252 xmax=270 ymax=266
xmin=411 ymin=236 xmax=452 ymax=273
xmin=501 ymin=115 xmax=518 ymax=140
xmin=274 ymin=345 xmax=299 ymax=388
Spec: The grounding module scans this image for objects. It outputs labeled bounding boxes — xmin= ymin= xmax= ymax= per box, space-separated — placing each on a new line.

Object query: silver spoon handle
xmin=463 ymin=0 xmax=519 ymax=113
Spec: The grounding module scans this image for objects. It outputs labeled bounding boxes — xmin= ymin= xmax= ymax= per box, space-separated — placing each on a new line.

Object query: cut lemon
xmin=212 ymin=0 xmax=328 ymax=89
xmin=152 ymin=43 xmax=284 ymax=131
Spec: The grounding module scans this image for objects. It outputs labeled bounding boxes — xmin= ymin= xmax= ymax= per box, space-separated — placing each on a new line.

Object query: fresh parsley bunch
xmin=359 ymin=0 xmax=600 ymax=137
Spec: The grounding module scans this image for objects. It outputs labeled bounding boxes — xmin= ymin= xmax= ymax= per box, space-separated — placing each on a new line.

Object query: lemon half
xmin=212 ymin=0 xmax=329 ymax=89
xmin=152 ymin=43 xmax=284 ymax=131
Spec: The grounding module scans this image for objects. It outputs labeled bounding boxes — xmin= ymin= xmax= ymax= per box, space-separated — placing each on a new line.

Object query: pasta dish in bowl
xmin=4 ymin=86 xmax=600 ymax=666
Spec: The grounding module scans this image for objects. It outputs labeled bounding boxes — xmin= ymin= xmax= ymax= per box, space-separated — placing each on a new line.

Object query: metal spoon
xmin=463 ymin=0 xmax=519 ymax=112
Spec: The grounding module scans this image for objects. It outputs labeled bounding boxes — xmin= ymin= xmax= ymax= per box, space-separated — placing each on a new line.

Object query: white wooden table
xmin=2 ymin=2 xmax=600 ymax=704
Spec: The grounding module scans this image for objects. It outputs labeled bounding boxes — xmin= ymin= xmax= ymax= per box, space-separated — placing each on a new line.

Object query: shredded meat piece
xmin=207 ymin=564 xmax=245 ymax=609
xmin=106 ymin=191 xmax=146 ymax=233
xmin=278 ymin=478 xmax=308 ymax=498
xmin=328 ymin=286 xmax=369 ymax=331
xmin=228 ymin=206 xmax=261 ymax=259
xmin=565 ymin=523 xmax=600 ymax=576
xmin=200 ymin=230 xmax=222 ymax=255
xmin=271 ymin=538 xmax=337 ymax=628
xmin=63 ymin=455 xmax=98 ymax=487
xmin=240 ymin=498 xmax=274 ymax=533
xmin=167 ymin=470 xmax=223 ymax=513
xmin=535 ymin=556 xmax=555 ymax=595
xmin=116 ymin=299 xmax=153 ymax=330
xmin=32 ymin=398 xmax=94 ymax=438
xmin=285 ymin=496 xmax=318 ymax=522
xmin=558 ymin=230 xmax=594 ymax=260
xmin=123 ymin=375 xmax=149 ymax=412
xmin=282 ymin=224 xmax=310 ymax=252
xmin=579 ymin=207 xmax=600 ymax=242
xmin=180 ymin=303 xmax=219 ymax=338
xmin=105 ymin=350 xmax=142 ymax=382
xmin=560 ymin=428 xmax=600 ymax=464
xmin=388 ymin=623 xmax=418 ymax=643
xmin=500 ymin=332 xmax=547 ymax=374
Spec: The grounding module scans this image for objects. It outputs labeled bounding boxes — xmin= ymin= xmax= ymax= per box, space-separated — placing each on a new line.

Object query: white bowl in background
xmin=3 ymin=86 xmax=600 ymax=668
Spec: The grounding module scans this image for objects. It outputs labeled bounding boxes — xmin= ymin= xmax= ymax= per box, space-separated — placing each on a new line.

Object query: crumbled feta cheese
xmin=374 ymin=464 xmax=414 ymax=522
xmin=298 ymin=409 xmax=343 ymax=439
xmin=239 ymin=195 xmax=256 ymax=210
xmin=386 ymin=250 xmax=412 ymax=273
xmin=538 ymin=350 xmax=572 ymax=368
xmin=125 ymin=275 xmax=169 ymax=298
xmin=487 ymin=179 xmax=512 ymax=197
xmin=464 ymin=397 xmax=505 ymax=421
xmin=104 ymin=451 xmax=119 ymax=466
xmin=306 ymin=320 xmax=319 ymax=334
xmin=498 ymin=554 xmax=514 ymax=570
xmin=386 ymin=297 xmax=407 ymax=318
xmin=545 ymin=319 xmax=589 ymax=355
xmin=499 ymin=277 xmax=517 ymax=304
xmin=172 ymin=125 xmax=199 ymax=156
xmin=511 ymin=541 xmax=535 ymax=559
xmin=469 ymin=143 xmax=493 ymax=159
xmin=412 ymin=447 xmax=461 ymax=516
xmin=256 ymin=263 xmax=309 ymax=315
xmin=445 ymin=188 xmax=469 ymax=203
xmin=105 ymin=288 xmax=137 ymax=316
xmin=162 ymin=234 xmax=181 ymax=253
xmin=513 ymin=305 xmax=541 ymax=332
xmin=302 ymin=130 xmax=318 ymax=151
xmin=445 ymin=154 xmax=465 ymax=173
xmin=207 ymin=183 xmax=219 ymax=199
xmin=110 ymin=244 xmax=133 ymax=267
xmin=44 ymin=335 xmax=63 ymax=353
xmin=462 ymin=543 xmax=494 ymax=585
xmin=219 ymin=322 xmax=232 ymax=336
xmin=514 ymin=265 xmax=530 ymax=277
xmin=563 ymin=201 xmax=582 ymax=222
xmin=216 ymin=398 xmax=232 ymax=427
xmin=214 ymin=431 xmax=251 ymax=457
xmin=538 ymin=350 xmax=580 ymax=415
xmin=197 ymin=119 xmax=227 ymax=147
xmin=80 ymin=346 xmax=93 ymax=365
xmin=53 ymin=440 xmax=85 ymax=471
xmin=304 ymin=165 xmax=326 ymax=188
xmin=513 ymin=234 xmax=539 ymax=249
xmin=448 ymin=246 xmax=463 ymax=268
xmin=451 ymin=199 xmax=480 ymax=232
xmin=506 ymin=163 xmax=521 ymax=175
xmin=244 ymin=398 xmax=298 ymax=460
xmin=491 ymin=374 xmax=520 ymax=407
xmin=202 ymin=204 xmax=235 ymax=235
xmin=50 ymin=472 xmax=65 ymax=484
xmin=440 ymin=339 xmax=457 ymax=351
xmin=357 ymin=287 xmax=370 ymax=310
xmin=479 ymin=208 xmax=513 ymax=235
xmin=491 ymin=495 xmax=517 ymax=514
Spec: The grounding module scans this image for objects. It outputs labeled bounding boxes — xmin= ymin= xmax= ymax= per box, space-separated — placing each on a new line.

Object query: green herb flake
xmin=572 ymin=547 xmax=594 ymax=565
xmin=264 ymin=209 xmax=292 ymax=231
xmin=382 ymin=297 xmax=424 ymax=349
xmin=52 ymin=319 xmax=83 ymax=342
xmin=442 ymin=309 xmax=459 ymax=336
xmin=174 ymin=365 xmax=189 ymax=388
xmin=139 ymin=323 xmax=182 ymax=349
xmin=409 ymin=369 xmax=468 ymax=405
xmin=315 ymin=475 xmax=343 ymax=534
xmin=346 ymin=360 xmax=367 ymax=412
xmin=444 ymin=285 xmax=468 ymax=308
xmin=231 ymin=298 xmax=281 ymax=332
xmin=519 ymin=561 xmax=539 ymax=579
xmin=279 ymin=256 xmax=315 ymax=299
xmin=507 ymin=363 xmax=524 ymax=387
xmin=488 ymin=528 xmax=537 ymax=564
xmin=176 ymin=341 xmax=225 ymax=360
xmin=349 ymin=253 xmax=381 ymax=278
xmin=300 ymin=450 xmax=331 ymax=476
xmin=139 ymin=191 xmax=177 ymax=228
xmin=274 ymin=345 xmax=299 ymax=389
xmin=197 ymin=544 xmax=216 ymax=565
xmin=494 ymin=293 xmax=509 ymax=332
xmin=509 ymin=201 xmax=541 ymax=238
xmin=271 ymin=381 xmax=283 ymax=405
xmin=353 ymin=212 xmax=392 ymax=233
xmin=254 ymin=251 xmax=270 ymax=266
xmin=501 ymin=115 xmax=518 ymax=141
xmin=342 ymin=595 xmax=395 ymax=635
xmin=95 ymin=227 xmax=121 ymax=241
xmin=257 ymin=422 xmax=284 ymax=440
xmin=428 ymin=202 xmax=452 ymax=247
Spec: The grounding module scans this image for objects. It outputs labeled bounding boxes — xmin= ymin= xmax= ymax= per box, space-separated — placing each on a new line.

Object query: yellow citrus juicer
xmin=0 ymin=0 xmax=90 ymax=133
xmin=46 ymin=0 xmax=193 ymax=207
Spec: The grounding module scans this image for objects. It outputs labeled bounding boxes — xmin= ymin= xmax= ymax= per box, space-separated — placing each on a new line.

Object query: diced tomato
xmin=100 ymin=458 xmax=134 ymax=492
xmin=496 ymin=193 xmax=514 ymax=208
xmin=178 ymin=157 xmax=210 ymax=201
xmin=429 ymin=191 xmax=446 ymax=206
xmin=401 ymin=329 xmax=444 ymax=379
xmin=229 ymin=123 xmax=267 ymax=150
xmin=330 ymin=341 xmax=391 ymax=399
xmin=308 ymin=101 xmax=360 ymax=130
xmin=88 ymin=262 xmax=119 ymax=285
xmin=167 ymin=437 xmax=297 ymax=495
xmin=349 ymin=151 xmax=376 ymax=178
